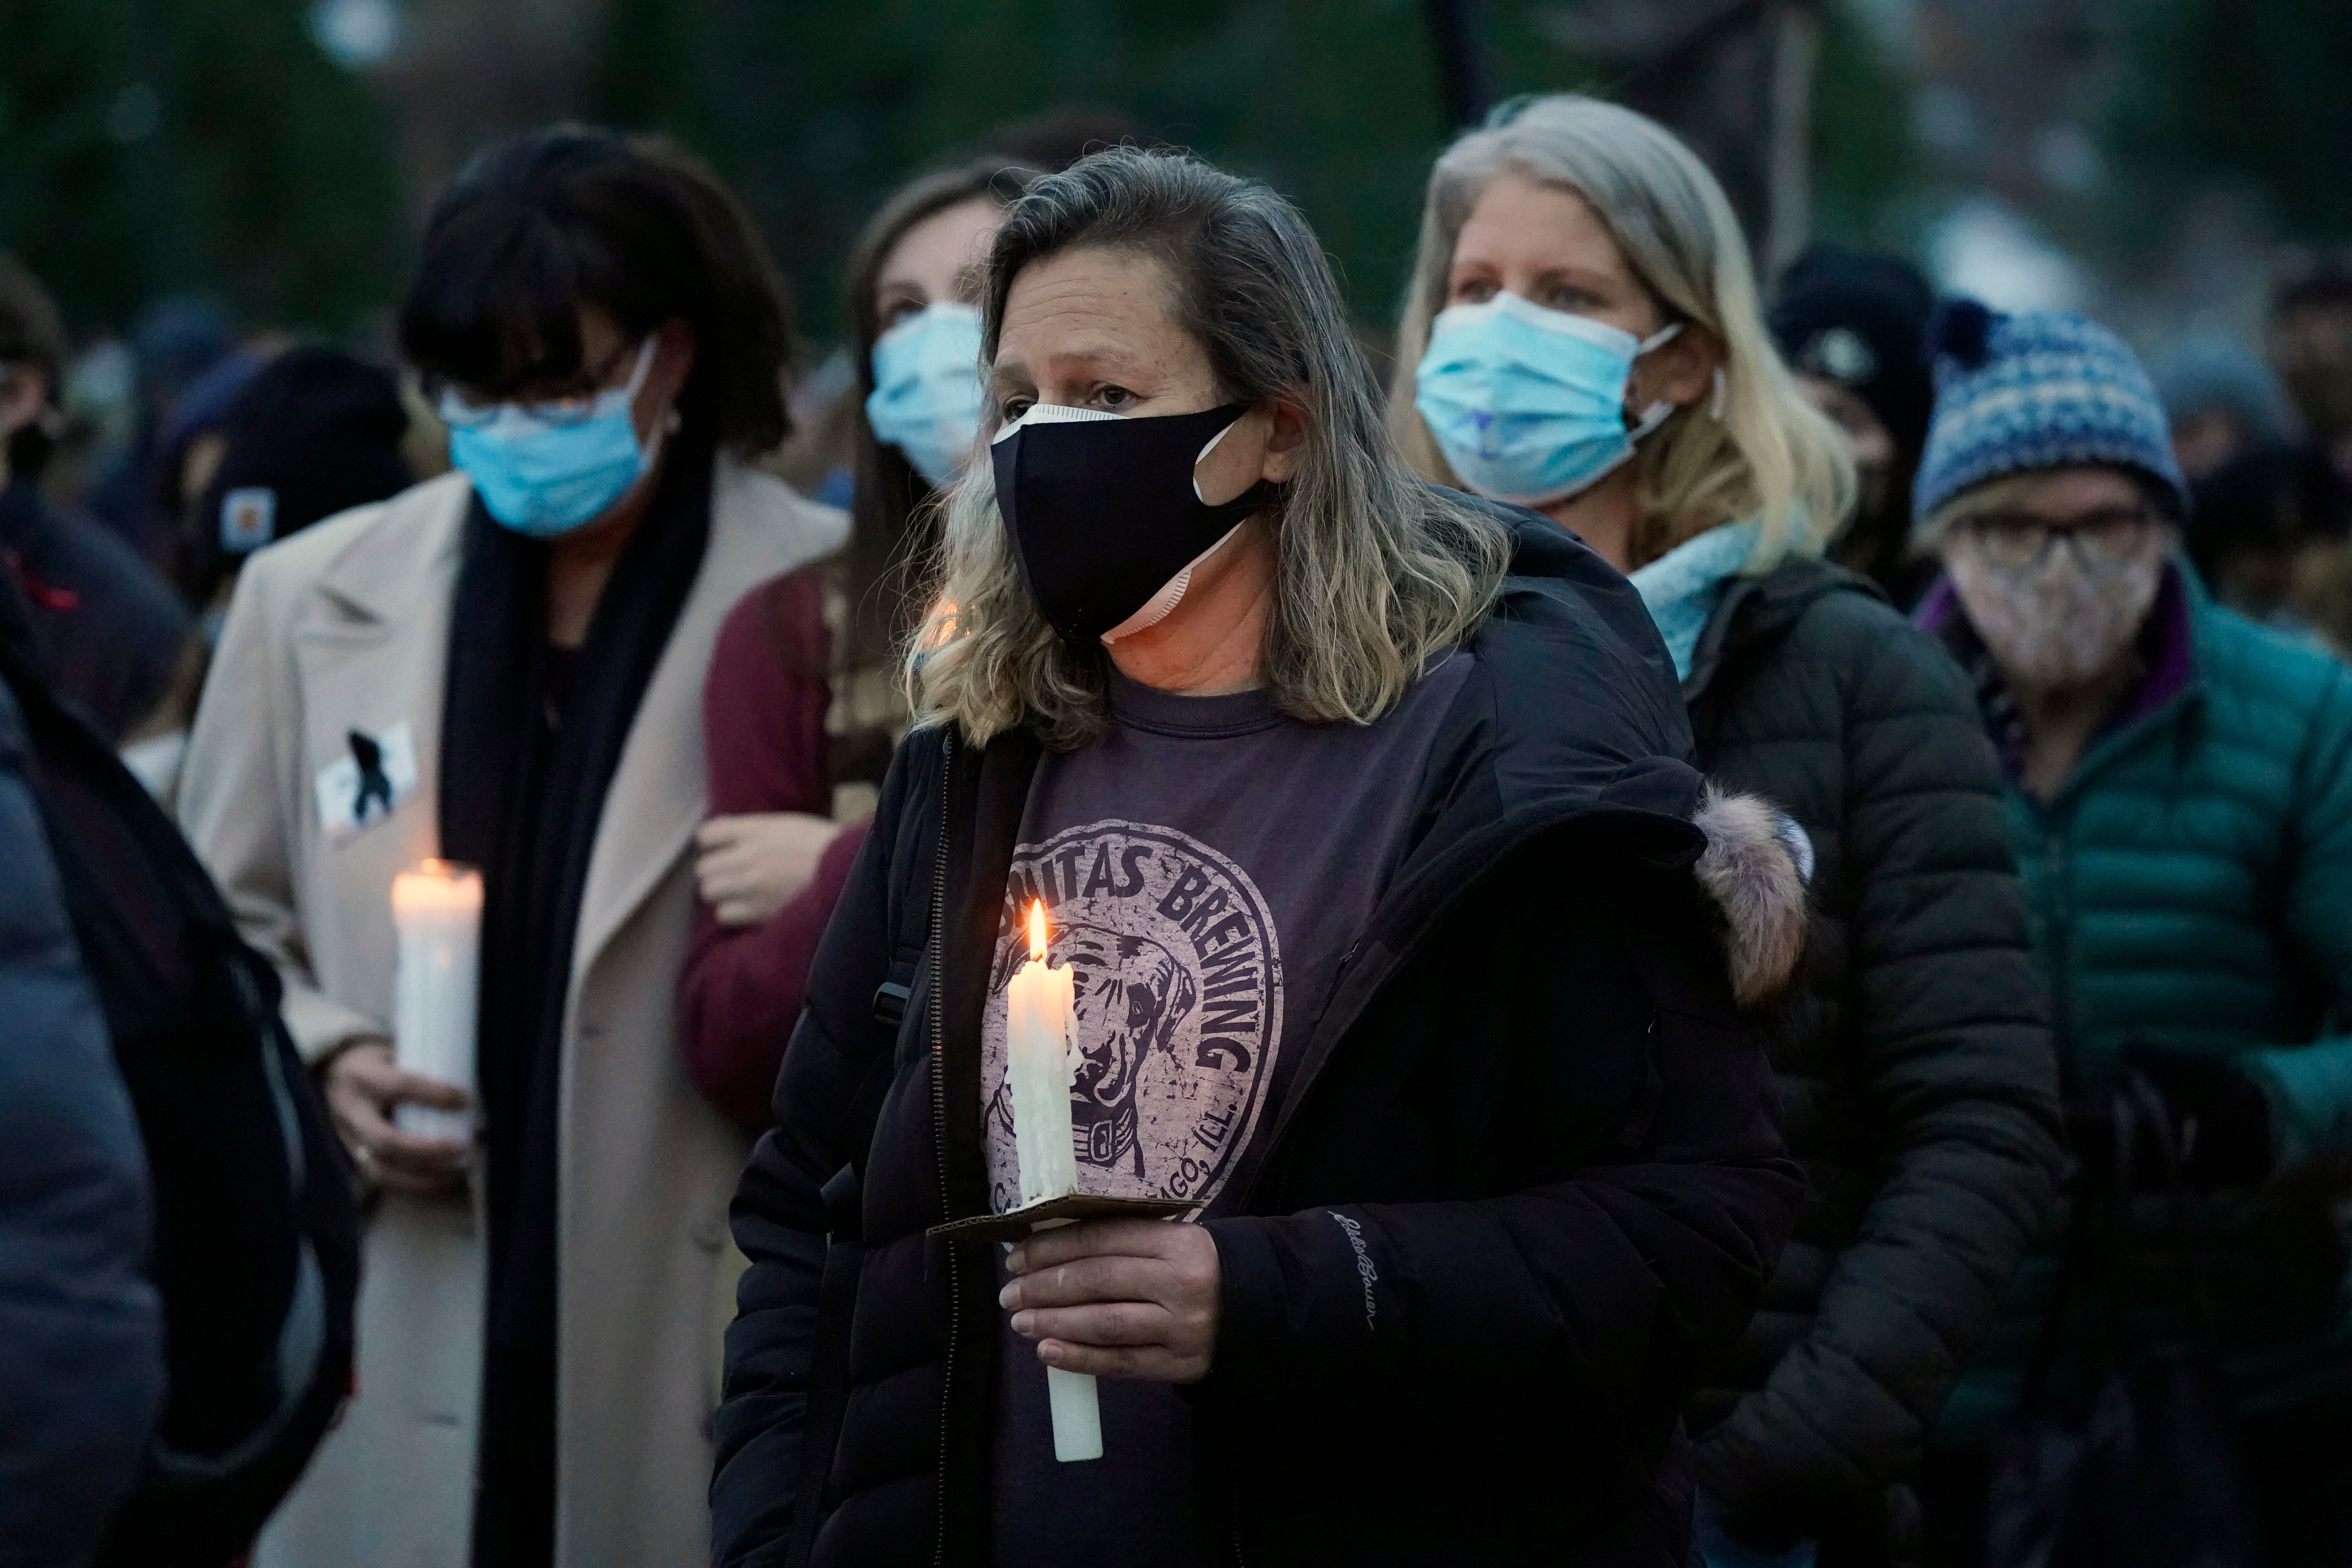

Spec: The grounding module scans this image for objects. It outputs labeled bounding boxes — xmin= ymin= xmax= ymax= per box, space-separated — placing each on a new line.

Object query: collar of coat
xmin=299 ymin=456 xmax=848 ymax=976
xmin=1679 ymin=552 xmax=1882 ymax=703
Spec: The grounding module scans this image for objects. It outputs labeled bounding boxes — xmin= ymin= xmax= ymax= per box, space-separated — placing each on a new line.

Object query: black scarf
xmin=436 ymin=436 xmax=713 ymax=1567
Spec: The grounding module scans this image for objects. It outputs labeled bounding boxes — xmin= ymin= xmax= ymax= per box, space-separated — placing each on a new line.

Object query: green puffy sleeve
xmin=2243 ymin=659 xmax=2352 ymax=1169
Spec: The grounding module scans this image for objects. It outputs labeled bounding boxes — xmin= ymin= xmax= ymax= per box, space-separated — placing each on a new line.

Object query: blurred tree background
xmin=0 ymin=0 xmax=2347 ymax=352
xmin=593 ymin=0 xmax=1475 ymax=342
xmin=2103 ymin=0 xmax=2352 ymax=249
xmin=0 ymin=0 xmax=403 ymax=337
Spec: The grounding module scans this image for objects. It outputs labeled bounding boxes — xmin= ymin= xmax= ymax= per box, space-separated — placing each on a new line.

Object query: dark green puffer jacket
xmin=1676 ymin=555 xmax=2063 ymax=1541
xmin=1934 ymin=566 xmax=2352 ymax=1445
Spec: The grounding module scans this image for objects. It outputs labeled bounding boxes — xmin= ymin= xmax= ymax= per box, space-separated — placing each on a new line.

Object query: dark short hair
xmin=0 ymin=253 xmax=67 ymax=478
xmin=0 ymin=252 xmax=67 ymax=383
xmin=398 ymin=125 xmax=796 ymax=455
xmin=982 ymin=110 xmax=1158 ymax=175
xmin=2272 ymin=267 xmax=2352 ymax=322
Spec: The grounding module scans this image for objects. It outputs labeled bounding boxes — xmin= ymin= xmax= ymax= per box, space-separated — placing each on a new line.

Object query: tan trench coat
xmin=178 ymin=459 xmax=845 ymax=1568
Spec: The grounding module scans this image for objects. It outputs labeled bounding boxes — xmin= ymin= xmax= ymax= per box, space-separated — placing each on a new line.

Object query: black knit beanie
xmin=188 ymin=346 xmax=412 ymax=603
xmin=1768 ymin=243 xmax=1937 ymax=465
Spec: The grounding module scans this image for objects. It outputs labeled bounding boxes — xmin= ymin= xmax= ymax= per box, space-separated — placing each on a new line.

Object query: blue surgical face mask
xmin=1414 ymin=291 xmax=1682 ymax=506
xmin=442 ymin=338 xmax=660 ymax=538
xmin=866 ymin=302 xmax=986 ymax=489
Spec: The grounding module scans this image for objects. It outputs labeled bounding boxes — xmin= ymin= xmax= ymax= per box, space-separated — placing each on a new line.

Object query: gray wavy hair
xmin=909 ymin=146 xmax=1511 ymax=750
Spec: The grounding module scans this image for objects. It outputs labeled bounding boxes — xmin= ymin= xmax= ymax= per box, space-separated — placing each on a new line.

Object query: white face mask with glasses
xmin=437 ymin=337 xmax=661 ymax=538
xmin=1944 ymin=501 xmax=2172 ymax=689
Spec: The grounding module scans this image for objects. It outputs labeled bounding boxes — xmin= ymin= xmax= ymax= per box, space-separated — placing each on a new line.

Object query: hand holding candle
xmin=1001 ymin=1218 xmax=1222 ymax=1385
xmin=319 ymin=1043 xmax=471 ymax=1194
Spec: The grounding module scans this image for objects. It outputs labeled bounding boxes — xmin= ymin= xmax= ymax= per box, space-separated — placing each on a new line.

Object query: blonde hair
xmin=911 ymin=147 xmax=1511 ymax=750
xmin=1387 ymin=94 xmax=1853 ymax=572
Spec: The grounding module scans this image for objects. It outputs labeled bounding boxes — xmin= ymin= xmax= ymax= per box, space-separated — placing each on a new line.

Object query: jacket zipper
xmin=930 ymin=731 xmax=958 ymax=1568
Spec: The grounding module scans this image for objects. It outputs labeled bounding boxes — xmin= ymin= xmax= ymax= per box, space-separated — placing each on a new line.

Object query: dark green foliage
xmin=2106 ymin=0 xmax=2352 ymax=249
xmin=593 ymin=0 xmax=1465 ymax=343
xmin=1809 ymin=2 xmax=1919 ymax=247
xmin=0 ymin=0 xmax=1947 ymax=349
xmin=0 ymin=0 xmax=401 ymax=336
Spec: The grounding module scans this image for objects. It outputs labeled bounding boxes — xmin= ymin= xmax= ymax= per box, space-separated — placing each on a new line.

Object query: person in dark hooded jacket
xmin=0 ymin=254 xmax=192 ymax=742
xmin=1386 ymin=96 xmax=2063 ymax=1566
xmin=0 ymin=570 xmax=166 ymax=1567
xmin=713 ymin=147 xmax=1809 ymax=1568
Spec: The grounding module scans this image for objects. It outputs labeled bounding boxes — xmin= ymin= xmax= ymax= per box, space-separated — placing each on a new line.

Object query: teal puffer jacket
xmin=1938 ymin=566 xmax=2352 ymax=1443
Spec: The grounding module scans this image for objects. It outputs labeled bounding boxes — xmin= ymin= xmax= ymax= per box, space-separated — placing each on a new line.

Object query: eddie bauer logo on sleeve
xmin=1329 ymin=1212 xmax=1378 ymax=1331
xmin=980 ymin=819 xmax=1285 ymax=1215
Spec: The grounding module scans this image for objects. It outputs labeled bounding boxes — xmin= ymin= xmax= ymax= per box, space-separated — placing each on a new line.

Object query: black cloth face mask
xmin=991 ymin=401 xmax=1280 ymax=644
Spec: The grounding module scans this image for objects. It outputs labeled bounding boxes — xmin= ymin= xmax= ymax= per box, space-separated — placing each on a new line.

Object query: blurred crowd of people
xmin=4 ymin=88 xmax=2351 ymax=1568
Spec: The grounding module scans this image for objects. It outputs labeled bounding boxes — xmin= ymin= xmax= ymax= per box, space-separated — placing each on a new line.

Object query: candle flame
xmin=1027 ymin=899 xmax=1047 ymax=962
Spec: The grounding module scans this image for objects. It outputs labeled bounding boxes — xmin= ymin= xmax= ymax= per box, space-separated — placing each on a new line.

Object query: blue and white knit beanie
xmin=1911 ymin=300 xmax=2189 ymax=538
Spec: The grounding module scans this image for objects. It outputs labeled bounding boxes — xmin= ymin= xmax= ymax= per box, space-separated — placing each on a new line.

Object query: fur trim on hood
xmin=1692 ymin=787 xmax=1811 ymax=1007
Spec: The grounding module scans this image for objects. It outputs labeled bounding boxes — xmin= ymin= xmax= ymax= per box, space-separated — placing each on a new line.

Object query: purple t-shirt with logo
xmin=986 ymin=656 xmax=1471 ymax=1564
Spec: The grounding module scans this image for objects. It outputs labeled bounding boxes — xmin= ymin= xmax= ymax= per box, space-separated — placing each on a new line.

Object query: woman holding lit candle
xmin=176 ymin=128 xmax=844 ymax=1567
xmin=715 ymin=146 xmax=1813 ymax=1568
xmin=1389 ymin=95 xmax=2062 ymax=1567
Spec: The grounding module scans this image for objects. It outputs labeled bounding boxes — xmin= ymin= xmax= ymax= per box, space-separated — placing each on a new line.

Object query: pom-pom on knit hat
xmin=1911 ymin=299 xmax=2189 ymax=538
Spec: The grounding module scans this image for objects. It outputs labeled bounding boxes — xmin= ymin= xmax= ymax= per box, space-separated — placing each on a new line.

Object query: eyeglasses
xmin=1957 ymin=504 xmax=2160 ymax=572
xmin=432 ymin=337 xmax=650 ymax=431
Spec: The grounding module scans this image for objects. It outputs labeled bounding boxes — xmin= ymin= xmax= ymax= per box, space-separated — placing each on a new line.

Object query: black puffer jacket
xmin=712 ymin=516 xmax=1809 ymax=1568
xmin=1677 ymin=556 xmax=2062 ymax=1550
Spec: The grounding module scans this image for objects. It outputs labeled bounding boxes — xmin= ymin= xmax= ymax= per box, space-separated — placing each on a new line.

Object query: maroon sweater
xmin=679 ymin=566 xmax=869 ymax=1129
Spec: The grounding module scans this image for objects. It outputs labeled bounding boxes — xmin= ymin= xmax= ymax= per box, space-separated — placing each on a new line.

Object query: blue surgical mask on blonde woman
xmin=1405 ymin=166 xmax=1721 ymax=571
xmin=1387 ymin=97 xmax=1854 ymax=581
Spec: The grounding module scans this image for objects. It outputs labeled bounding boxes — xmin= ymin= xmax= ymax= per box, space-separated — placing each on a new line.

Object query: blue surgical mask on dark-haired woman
xmin=1414 ymin=291 xmax=1682 ymax=506
xmin=866 ymin=303 xmax=986 ymax=488
xmin=442 ymin=338 xmax=660 ymax=537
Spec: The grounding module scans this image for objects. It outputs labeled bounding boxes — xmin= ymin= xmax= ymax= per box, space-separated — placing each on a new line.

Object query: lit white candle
xmin=1006 ymin=899 xmax=1080 ymax=1205
xmin=1005 ymin=900 xmax=1101 ymax=1463
xmin=390 ymin=860 xmax=482 ymax=1142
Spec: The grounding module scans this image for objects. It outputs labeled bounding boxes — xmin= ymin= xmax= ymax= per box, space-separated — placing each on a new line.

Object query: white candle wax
xmin=390 ymin=860 xmax=482 ymax=1142
xmin=1005 ymin=902 xmax=1100 ymax=1462
xmin=1005 ymin=901 xmax=1080 ymax=1206
xmin=1047 ymin=1360 xmax=1104 ymax=1463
